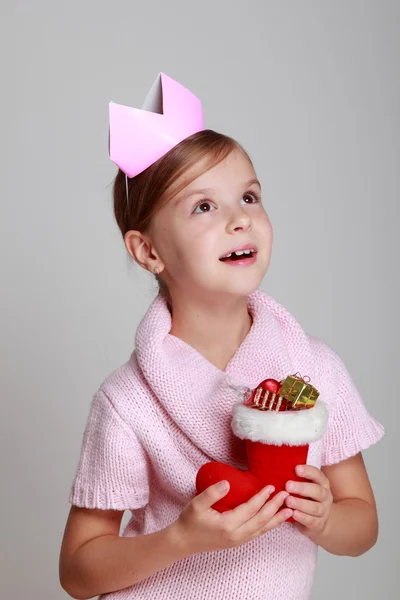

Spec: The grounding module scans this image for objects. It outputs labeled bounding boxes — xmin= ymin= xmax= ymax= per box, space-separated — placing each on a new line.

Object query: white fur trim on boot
xmin=231 ymin=401 xmax=328 ymax=446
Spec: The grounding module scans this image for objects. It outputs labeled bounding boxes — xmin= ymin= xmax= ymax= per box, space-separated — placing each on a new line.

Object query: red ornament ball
xmin=260 ymin=378 xmax=281 ymax=394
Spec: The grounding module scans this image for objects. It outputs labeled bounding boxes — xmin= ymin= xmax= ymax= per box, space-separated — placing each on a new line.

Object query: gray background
xmin=1 ymin=1 xmax=398 ymax=598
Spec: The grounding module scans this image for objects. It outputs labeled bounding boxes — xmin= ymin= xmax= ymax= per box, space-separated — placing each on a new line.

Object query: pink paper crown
xmin=109 ymin=72 xmax=205 ymax=178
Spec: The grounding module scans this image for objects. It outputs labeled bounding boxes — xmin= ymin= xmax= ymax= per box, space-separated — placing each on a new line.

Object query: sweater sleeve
xmin=311 ymin=338 xmax=385 ymax=466
xmin=69 ymin=388 xmax=149 ymax=510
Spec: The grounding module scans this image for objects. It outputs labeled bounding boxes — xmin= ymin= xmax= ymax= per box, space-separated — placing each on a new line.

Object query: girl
xmin=59 ymin=73 xmax=384 ymax=600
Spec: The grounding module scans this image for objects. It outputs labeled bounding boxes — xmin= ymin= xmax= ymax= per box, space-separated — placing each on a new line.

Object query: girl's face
xmin=149 ymin=148 xmax=273 ymax=301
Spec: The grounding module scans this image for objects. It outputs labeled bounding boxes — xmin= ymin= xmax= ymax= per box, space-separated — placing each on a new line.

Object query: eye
xmin=193 ymin=201 xmax=215 ymax=214
xmin=192 ymin=190 xmax=261 ymax=214
xmin=241 ymin=191 xmax=261 ymax=204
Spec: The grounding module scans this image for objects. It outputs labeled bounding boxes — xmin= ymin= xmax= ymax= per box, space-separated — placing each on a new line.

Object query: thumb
xmin=193 ymin=480 xmax=230 ymax=512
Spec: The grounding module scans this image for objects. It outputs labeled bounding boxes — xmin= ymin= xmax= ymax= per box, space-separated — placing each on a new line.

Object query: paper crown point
xmin=109 ymin=72 xmax=205 ymax=178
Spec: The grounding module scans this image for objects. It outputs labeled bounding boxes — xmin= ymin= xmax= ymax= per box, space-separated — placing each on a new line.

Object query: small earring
xmin=153 ymin=267 xmax=160 ymax=275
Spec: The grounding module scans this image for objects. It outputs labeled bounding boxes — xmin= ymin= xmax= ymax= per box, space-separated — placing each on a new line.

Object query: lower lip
xmin=219 ymin=253 xmax=257 ymax=267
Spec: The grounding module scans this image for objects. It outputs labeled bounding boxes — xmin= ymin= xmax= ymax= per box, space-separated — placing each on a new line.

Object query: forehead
xmin=189 ymin=148 xmax=255 ymax=186
xmin=171 ymin=148 xmax=257 ymax=203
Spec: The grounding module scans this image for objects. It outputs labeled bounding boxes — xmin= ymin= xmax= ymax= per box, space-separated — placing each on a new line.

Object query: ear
xmin=124 ymin=230 xmax=164 ymax=272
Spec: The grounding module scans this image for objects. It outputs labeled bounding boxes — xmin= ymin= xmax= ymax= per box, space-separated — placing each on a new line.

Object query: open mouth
xmin=219 ymin=249 xmax=258 ymax=266
xmin=219 ymin=249 xmax=257 ymax=262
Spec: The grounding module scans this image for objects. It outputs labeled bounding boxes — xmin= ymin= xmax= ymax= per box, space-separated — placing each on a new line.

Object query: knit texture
xmin=69 ymin=290 xmax=384 ymax=600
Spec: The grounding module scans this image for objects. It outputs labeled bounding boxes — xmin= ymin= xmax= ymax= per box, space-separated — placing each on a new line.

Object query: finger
xmin=292 ymin=509 xmax=321 ymax=529
xmin=285 ymin=495 xmax=325 ymax=518
xmin=295 ymin=465 xmax=329 ymax=487
xmin=236 ymin=490 xmax=290 ymax=536
xmin=252 ymin=507 xmax=294 ymax=539
xmin=285 ymin=481 xmax=328 ymax=502
xmin=192 ymin=480 xmax=230 ymax=513
xmin=223 ymin=485 xmax=275 ymax=526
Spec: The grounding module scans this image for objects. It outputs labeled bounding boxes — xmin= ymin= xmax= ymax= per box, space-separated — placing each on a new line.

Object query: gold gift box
xmin=280 ymin=375 xmax=320 ymax=409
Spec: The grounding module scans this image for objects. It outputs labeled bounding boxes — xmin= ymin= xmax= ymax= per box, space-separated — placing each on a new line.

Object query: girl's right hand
xmin=170 ymin=481 xmax=293 ymax=556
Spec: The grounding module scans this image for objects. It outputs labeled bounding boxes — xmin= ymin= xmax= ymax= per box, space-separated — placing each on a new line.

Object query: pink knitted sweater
xmin=69 ymin=290 xmax=384 ymax=600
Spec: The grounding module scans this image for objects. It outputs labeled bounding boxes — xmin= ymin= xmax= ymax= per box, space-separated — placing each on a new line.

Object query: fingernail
xmin=284 ymin=509 xmax=293 ymax=519
xmin=296 ymin=466 xmax=304 ymax=474
xmin=266 ymin=485 xmax=275 ymax=494
xmin=287 ymin=482 xmax=295 ymax=491
xmin=218 ymin=480 xmax=229 ymax=492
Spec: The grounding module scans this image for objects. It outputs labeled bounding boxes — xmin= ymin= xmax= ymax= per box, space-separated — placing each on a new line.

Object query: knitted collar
xmin=133 ymin=289 xmax=315 ymax=463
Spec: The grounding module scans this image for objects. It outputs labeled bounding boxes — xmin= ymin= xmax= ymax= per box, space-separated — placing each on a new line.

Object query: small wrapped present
xmin=244 ymin=378 xmax=290 ymax=411
xmin=280 ymin=373 xmax=320 ymax=410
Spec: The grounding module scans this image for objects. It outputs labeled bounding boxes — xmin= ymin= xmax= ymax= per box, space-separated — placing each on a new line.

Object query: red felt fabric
xmin=196 ymin=462 xmax=264 ymax=512
xmin=196 ymin=441 xmax=309 ymax=522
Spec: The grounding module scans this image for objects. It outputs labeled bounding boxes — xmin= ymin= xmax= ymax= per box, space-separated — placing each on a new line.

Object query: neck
xmin=168 ymin=291 xmax=253 ymax=371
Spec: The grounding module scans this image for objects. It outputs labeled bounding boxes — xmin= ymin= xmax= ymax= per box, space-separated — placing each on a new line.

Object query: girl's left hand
xmin=284 ymin=465 xmax=333 ymax=538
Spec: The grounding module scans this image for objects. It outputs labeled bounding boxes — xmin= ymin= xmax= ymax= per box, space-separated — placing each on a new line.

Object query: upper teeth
xmin=223 ymin=249 xmax=255 ymax=258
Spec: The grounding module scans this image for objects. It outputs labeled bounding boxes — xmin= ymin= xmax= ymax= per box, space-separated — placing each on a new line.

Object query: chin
xmin=225 ymin=275 xmax=265 ymax=297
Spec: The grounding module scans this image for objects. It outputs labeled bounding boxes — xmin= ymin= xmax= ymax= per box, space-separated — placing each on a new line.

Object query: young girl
xmin=59 ymin=73 xmax=384 ymax=600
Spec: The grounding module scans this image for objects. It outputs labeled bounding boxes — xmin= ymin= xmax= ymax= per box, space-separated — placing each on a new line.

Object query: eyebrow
xmin=175 ymin=178 xmax=261 ymax=205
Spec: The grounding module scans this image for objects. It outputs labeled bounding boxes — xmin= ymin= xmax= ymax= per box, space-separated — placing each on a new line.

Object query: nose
xmin=226 ymin=207 xmax=252 ymax=233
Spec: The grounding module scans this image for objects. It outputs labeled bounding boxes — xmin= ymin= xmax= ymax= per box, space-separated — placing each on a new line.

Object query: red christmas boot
xmin=232 ymin=379 xmax=328 ymax=521
xmin=196 ymin=375 xmax=328 ymax=519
